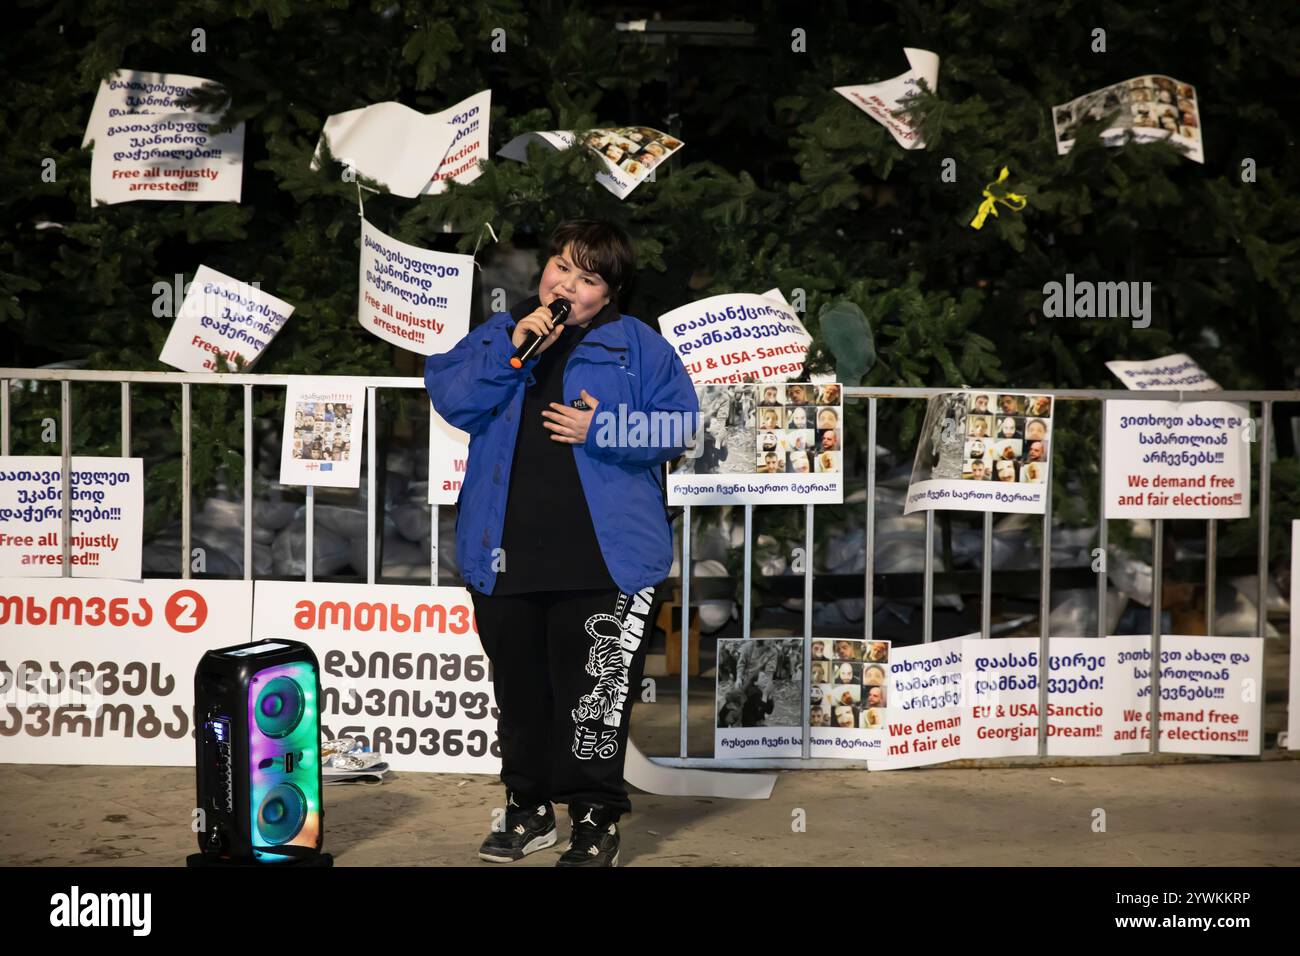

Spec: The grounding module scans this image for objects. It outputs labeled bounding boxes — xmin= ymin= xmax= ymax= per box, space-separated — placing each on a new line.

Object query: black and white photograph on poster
xmin=279 ymin=378 xmax=366 ymax=488
xmin=904 ymin=390 xmax=1054 ymax=515
xmin=810 ymin=638 xmax=891 ymax=759
xmin=669 ymin=381 xmax=843 ymax=505
xmin=715 ymin=638 xmax=803 ymax=758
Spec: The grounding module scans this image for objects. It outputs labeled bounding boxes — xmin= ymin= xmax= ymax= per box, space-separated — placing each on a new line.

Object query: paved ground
xmin=4 ymin=749 xmax=1298 ymax=867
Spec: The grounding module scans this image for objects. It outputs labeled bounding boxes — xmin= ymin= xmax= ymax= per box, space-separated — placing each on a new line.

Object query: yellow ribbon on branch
xmin=969 ymin=166 xmax=1027 ymax=230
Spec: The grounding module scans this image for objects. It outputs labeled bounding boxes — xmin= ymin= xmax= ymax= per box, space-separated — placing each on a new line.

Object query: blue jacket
xmin=424 ymin=303 xmax=699 ymax=595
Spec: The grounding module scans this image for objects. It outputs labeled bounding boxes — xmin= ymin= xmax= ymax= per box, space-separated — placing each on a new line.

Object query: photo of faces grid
xmin=1053 ymin=75 xmax=1200 ymax=153
xmin=963 ymin=392 xmax=1051 ymax=484
xmin=675 ymin=382 xmax=843 ymax=476
xmin=291 ymin=400 xmax=354 ymax=463
xmin=582 ymin=126 xmax=683 ymax=178
xmin=810 ymin=638 xmax=891 ymax=731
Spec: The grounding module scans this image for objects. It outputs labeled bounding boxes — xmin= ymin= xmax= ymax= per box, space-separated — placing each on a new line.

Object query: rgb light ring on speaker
xmin=249 ymin=659 xmax=321 ymax=860
xmin=254 ymin=675 xmax=306 ymax=738
xmin=257 ymin=782 xmax=308 ymax=845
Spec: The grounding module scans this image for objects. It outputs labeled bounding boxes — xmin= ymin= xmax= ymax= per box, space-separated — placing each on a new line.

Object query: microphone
xmin=509 ymin=298 xmax=571 ymax=368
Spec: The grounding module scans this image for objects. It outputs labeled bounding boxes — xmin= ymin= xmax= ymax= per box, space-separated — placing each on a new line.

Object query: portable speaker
xmin=193 ymin=639 xmax=324 ymax=864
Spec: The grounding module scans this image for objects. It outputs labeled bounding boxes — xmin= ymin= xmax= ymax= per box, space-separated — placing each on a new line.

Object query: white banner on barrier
xmin=959 ymin=637 xmax=1042 ymax=759
xmin=0 ymin=456 xmax=144 ymax=579
xmin=252 ymin=581 xmax=499 ymax=774
xmin=1046 ymin=636 xmax=1150 ymax=756
xmin=0 ymin=578 xmax=253 ymax=766
xmin=1138 ymin=635 xmax=1263 ymax=756
xmin=866 ymin=635 xmax=966 ymax=770
xmin=427 ymin=410 xmax=469 ymax=506
xmin=1103 ymin=400 xmax=1251 ymax=520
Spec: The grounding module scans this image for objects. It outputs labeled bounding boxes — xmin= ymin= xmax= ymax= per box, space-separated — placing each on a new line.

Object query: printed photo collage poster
xmin=279 ymin=380 xmax=367 ymax=488
xmin=905 ymin=390 xmax=1055 ymax=515
xmin=1053 ymin=74 xmax=1204 ymax=164
xmin=714 ymin=634 xmax=1264 ymax=764
xmin=668 ymin=382 xmax=844 ymax=506
xmin=498 ymin=125 xmax=684 ymax=199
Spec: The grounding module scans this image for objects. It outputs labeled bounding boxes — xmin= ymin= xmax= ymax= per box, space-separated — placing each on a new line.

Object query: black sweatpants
xmin=470 ymin=585 xmax=658 ymax=818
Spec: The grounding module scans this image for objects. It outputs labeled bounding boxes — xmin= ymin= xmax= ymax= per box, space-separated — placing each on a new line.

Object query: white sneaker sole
xmin=479 ymin=828 xmax=557 ymax=863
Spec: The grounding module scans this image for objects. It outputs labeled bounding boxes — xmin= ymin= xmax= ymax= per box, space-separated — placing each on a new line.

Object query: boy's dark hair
xmin=546 ymin=219 xmax=635 ymax=300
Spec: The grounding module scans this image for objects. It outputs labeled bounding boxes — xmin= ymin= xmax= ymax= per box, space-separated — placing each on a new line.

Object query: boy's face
xmin=540 ymin=242 xmax=612 ymax=326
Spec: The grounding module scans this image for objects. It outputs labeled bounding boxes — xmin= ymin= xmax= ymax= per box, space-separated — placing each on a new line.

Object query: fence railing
xmin=2 ymin=369 xmax=1296 ymax=770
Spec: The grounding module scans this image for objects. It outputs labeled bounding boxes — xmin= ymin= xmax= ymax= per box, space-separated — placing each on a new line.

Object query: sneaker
xmin=555 ymin=803 xmax=619 ymax=867
xmin=478 ymin=793 xmax=557 ymax=863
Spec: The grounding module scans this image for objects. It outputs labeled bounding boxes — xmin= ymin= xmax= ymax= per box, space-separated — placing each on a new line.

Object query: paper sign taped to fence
xmin=0 ymin=578 xmax=252 ymax=765
xmin=1110 ymin=635 xmax=1262 ymax=755
xmin=834 ymin=47 xmax=939 ymax=149
xmin=84 ymin=69 xmax=245 ymax=205
xmin=669 ymin=382 xmax=843 ymax=505
xmin=867 ymin=635 xmax=967 ymax=771
xmin=658 ymin=290 xmax=811 ymax=386
xmin=1046 ymin=636 xmax=1149 ymax=756
xmin=715 ymin=638 xmax=803 ymax=758
xmin=0 ymin=457 xmax=143 ymax=579
xmin=808 ymin=638 xmax=892 ymax=759
xmin=279 ymin=380 xmax=366 ymax=488
xmin=358 ymin=218 xmax=472 ymax=354
xmin=499 ymin=124 xmax=683 ymax=199
xmin=905 ymin=391 xmax=1054 ymax=515
xmin=158 ymin=265 xmax=293 ymax=372
xmin=428 ymin=409 xmax=470 ymax=507
xmin=313 ymin=101 xmax=457 ymax=198
xmin=252 ymin=581 xmax=498 ymax=774
xmin=959 ymin=637 xmax=1042 ymax=759
xmin=1105 ymin=353 xmax=1219 ymax=391
xmin=1053 ymin=74 xmax=1203 ymax=164
xmin=1103 ymin=400 xmax=1250 ymax=519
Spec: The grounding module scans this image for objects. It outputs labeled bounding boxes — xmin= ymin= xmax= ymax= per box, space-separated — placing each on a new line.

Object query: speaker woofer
xmin=255 ymin=676 xmax=305 ymax=738
xmin=257 ymin=783 xmax=307 ymax=845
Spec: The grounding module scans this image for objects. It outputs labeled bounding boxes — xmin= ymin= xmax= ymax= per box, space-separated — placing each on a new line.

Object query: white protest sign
xmin=1105 ymin=353 xmax=1220 ymax=391
xmin=0 ymin=578 xmax=253 ymax=765
xmin=84 ymin=69 xmax=244 ymax=205
xmin=1115 ymin=635 xmax=1262 ymax=755
xmin=867 ymin=635 xmax=967 ymax=771
xmin=905 ymin=391 xmax=1055 ymax=516
xmin=358 ymin=218 xmax=472 ymax=354
xmin=834 ymin=47 xmax=940 ymax=150
xmin=422 ymin=89 xmax=492 ymax=194
xmin=428 ymin=410 xmax=469 ymax=507
xmin=279 ymin=380 xmax=366 ymax=488
xmin=252 ymin=581 xmax=499 ymax=774
xmin=1053 ymin=74 xmax=1203 ymax=164
xmin=499 ymin=125 xmax=684 ymax=199
xmin=808 ymin=638 xmax=892 ymax=760
xmin=158 ymin=265 xmax=293 ymax=372
xmin=960 ymin=637 xmax=1042 ymax=759
xmin=0 ymin=457 xmax=143 ymax=579
xmin=1103 ymin=401 xmax=1250 ymax=519
xmin=313 ymin=102 xmax=456 ymax=198
xmin=668 ymin=382 xmax=844 ymax=505
xmin=1045 ymin=637 xmax=1149 ymax=756
xmin=658 ymin=290 xmax=811 ymax=386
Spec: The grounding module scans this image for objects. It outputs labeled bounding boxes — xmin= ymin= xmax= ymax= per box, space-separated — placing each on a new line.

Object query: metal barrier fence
xmin=2 ymin=368 xmax=1296 ymax=770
